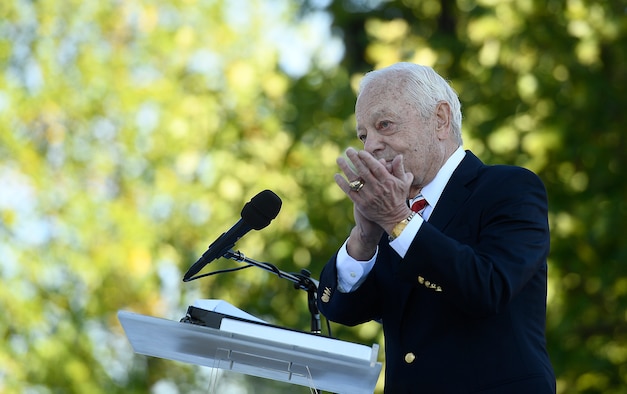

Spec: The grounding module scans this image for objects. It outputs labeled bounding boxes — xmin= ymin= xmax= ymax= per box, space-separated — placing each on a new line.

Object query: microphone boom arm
xmin=224 ymin=249 xmax=321 ymax=334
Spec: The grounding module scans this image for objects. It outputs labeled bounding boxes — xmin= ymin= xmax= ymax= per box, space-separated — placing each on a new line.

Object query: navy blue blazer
xmin=318 ymin=151 xmax=555 ymax=393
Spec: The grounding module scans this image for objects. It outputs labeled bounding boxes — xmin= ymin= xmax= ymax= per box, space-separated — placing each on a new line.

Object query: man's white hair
xmin=359 ymin=62 xmax=463 ymax=145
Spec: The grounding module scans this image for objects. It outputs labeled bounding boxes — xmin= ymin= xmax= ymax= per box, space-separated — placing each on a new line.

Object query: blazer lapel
xmin=428 ymin=151 xmax=484 ymax=231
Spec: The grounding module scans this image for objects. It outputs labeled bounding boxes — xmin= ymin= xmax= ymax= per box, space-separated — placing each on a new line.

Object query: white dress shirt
xmin=336 ymin=147 xmax=466 ymax=292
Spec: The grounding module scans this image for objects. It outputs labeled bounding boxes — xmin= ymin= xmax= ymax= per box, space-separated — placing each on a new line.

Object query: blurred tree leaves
xmin=1 ymin=0 xmax=626 ymax=393
xmin=0 ymin=0 xmax=344 ymax=392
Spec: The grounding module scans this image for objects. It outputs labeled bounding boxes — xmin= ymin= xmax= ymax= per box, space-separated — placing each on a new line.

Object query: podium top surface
xmin=118 ymin=310 xmax=381 ymax=394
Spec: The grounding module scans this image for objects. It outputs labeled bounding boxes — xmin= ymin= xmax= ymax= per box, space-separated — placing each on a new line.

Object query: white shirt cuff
xmin=336 ymin=239 xmax=377 ymax=292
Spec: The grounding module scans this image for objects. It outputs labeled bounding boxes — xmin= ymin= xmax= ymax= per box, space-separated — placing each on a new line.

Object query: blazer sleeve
xmin=317 ymin=248 xmax=388 ymax=326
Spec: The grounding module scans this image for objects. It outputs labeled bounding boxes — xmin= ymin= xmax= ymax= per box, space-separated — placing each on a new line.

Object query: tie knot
xmin=411 ymin=197 xmax=427 ymax=214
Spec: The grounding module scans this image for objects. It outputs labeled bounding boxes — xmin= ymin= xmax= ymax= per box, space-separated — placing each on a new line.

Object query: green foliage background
xmin=0 ymin=0 xmax=625 ymax=393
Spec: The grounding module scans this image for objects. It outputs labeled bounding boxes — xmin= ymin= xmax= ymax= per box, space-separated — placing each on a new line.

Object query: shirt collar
xmin=411 ymin=146 xmax=466 ymax=208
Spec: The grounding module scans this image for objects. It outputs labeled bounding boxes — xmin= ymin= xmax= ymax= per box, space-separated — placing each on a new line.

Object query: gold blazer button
xmin=404 ymin=352 xmax=416 ymax=364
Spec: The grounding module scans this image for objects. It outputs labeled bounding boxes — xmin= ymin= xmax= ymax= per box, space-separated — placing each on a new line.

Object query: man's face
xmin=355 ymin=75 xmax=445 ymax=197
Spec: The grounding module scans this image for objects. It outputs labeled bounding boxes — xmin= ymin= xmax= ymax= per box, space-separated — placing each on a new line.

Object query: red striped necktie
xmin=411 ymin=195 xmax=428 ymax=215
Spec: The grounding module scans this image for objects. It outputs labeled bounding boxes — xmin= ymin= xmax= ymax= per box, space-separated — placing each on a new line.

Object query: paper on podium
xmin=118 ymin=301 xmax=382 ymax=393
xmin=192 ymin=299 xmax=268 ymax=324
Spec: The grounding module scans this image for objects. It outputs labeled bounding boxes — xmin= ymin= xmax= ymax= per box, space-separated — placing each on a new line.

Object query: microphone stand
xmin=217 ymin=250 xmax=326 ymax=393
xmin=223 ymin=249 xmax=321 ymax=335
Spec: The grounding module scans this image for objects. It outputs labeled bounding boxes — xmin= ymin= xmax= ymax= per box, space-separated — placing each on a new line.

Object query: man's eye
xmin=377 ymin=120 xmax=390 ymax=130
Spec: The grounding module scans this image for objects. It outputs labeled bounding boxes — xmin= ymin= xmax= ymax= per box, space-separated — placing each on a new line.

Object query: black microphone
xmin=182 ymin=190 xmax=282 ymax=282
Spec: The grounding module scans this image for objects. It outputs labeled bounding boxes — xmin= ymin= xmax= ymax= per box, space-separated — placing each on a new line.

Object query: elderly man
xmin=317 ymin=63 xmax=555 ymax=393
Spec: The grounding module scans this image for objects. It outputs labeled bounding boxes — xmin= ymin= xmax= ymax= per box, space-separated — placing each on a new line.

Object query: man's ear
xmin=435 ymin=101 xmax=452 ymax=139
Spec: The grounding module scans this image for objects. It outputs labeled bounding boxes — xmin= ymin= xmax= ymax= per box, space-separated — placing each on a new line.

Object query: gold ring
xmin=349 ymin=179 xmax=365 ymax=192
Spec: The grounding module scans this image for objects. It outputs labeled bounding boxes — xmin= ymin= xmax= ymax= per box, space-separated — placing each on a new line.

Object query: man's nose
xmin=364 ymin=132 xmax=384 ymax=154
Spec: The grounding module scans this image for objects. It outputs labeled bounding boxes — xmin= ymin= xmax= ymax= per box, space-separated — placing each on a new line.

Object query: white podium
xmin=118 ymin=309 xmax=382 ymax=393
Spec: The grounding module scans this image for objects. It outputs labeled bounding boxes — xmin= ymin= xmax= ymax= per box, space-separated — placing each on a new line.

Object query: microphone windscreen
xmin=241 ymin=190 xmax=282 ymax=230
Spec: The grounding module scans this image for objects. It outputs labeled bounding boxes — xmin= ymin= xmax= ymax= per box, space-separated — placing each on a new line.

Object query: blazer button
xmin=404 ymin=352 xmax=416 ymax=364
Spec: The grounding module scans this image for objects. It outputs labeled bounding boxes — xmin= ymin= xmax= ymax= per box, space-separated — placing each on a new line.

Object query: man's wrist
xmin=389 ymin=212 xmax=417 ymax=241
xmin=346 ymin=227 xmax=379 ymax=260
